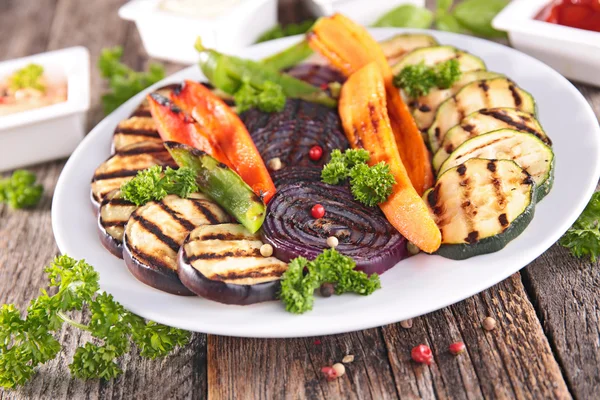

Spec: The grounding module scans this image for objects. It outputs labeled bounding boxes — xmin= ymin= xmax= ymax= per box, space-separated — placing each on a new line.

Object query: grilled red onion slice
xmin=285 ymin=64 xmax=346 ymax=88
xmin=261 ymin=182 xmax=409 ymax=275
xmin=271 ymin=166 xmax=324 ymax=188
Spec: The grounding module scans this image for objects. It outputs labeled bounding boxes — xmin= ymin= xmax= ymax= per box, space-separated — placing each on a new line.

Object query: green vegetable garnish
xmin=452 ymin=0 xmax=508 ymax=38
xmin=560 ymin=192 xmax=600 ymax=262
xmin=0 ymin=170 xmax=43 ymax=209
xmin=393 ymin=59 xmax=462 ymax=98
xmin=373 ymin=5 xmax=434 ymax=28
xmin=349 ymin=163 xmax=396 ymax=208
xmin=279 ymin=249 xmax=381 ymax=314
xmin=9 ymin=64 xmax=45 ymax=93
xmin=0 ymin=255 xmax=190 ymax=388
xmin=233 ymin=81 xmax=286 ymax=114
xmin=321 ymin=149 xmax=395 ymax=206
xmin=256 ymin=20 xmax=315 ymax=43
xmin=120 ymin=165 xmax=199 ymax=207
xmin=98 ymin=46 xmax=165 ymax=114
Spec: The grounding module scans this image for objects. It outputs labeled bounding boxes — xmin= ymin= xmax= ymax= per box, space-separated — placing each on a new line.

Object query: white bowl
xmin=304 ymin=0 xmax=425 ymax=26
xmin=0 ymin=47 xmax=90 ymax=172
xmin=493 ymin=0 xmax=600 ymax=87
xmin=119 ymin=0 xmax=278 ymax=65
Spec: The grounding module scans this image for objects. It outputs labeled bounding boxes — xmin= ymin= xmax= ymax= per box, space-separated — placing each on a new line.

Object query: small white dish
xmin=493 ymin=0 xmax=600 ymax=87
xmin=52 ymin=30 xmax=600 ymax=338
xmin=0 ymin=47 xmax=90 ymax=172
xmin=119 ymin=0 xmax=277 ymax=65
xmin=304 ymin=0 xmax=425 ymax=26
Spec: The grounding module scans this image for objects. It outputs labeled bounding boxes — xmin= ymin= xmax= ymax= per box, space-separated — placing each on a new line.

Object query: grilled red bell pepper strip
xmin=147 ymin=93 xmax=233 ymax=169
xmin=170 ymin=80 xmax=277 ymax=203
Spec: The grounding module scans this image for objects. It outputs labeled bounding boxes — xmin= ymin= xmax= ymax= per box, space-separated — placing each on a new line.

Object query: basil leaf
xmin=435 ymin=13 xmax=471 ymax=34
xmin=436 ymin=0 xmax=454 ymax=14
xmin=373 ymin=5 xmax=434 ymax=29
xmin=452 ymin=0 xmax=508 ymax=38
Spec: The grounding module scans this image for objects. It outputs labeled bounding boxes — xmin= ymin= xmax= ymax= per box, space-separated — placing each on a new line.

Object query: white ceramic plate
xmin=52 ymin=29 xmax=600 ymax=338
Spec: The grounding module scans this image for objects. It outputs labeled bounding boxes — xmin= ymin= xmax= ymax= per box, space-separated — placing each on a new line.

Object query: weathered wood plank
xmin=207 ymin=275 xmax=570 ymax=400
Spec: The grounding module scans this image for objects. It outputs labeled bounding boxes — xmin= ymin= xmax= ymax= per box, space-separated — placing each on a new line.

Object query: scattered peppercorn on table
xmin=1 ymin=0 xmax=599 ymax=399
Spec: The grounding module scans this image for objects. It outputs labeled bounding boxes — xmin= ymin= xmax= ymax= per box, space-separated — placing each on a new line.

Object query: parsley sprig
xmin=322 ymin=149 xmax=395 ymax=207
xmin=98 ymin=47 xmax=165 ymax=114
xmin=0 ymin=256 xmax=190 ymax=389
xmin=0 ymin=170 xmax=44 ymax=209
xmin=120 ymin=166 xmax=199 ymax=206
xmin=234 ymin=80 xmax=286 ymax=114
xmin=560 ymin=192 xmax=600 ymax=262
xmin=393 ymin=59 xmax=462 ymax=98
xmin=279 ymin=249 xmax=381 ymax=314
xmin=9 ymin=64 xmax=45 ymax=93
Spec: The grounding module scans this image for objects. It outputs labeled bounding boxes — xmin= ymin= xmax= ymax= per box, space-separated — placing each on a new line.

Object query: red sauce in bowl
xmin=536 ymin=0 xmax=600 ymax=32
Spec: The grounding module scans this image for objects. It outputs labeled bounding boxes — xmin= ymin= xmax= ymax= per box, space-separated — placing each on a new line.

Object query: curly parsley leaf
xmin=279 ymin=250 xmax=381 ymax=314
xmin=98 ymin=46 xmax=165 ymax=114
xmin=560 ymin=192 xmax=600 ymax=262
xmin=393 ymin=59 xmax=462 ymax=98
xmin=321 ymin=149 xmax=394 ymax=206
xmin=120 ymin=166 xmax=199 ymax=206
xmin=0 ymin=170 xmax=44 ymax=210
xmin=9 ymin=64 xmax=45 ymax=93
xmin=233 ymin=81 xmax=286 ymax=114
xmin=0 ymin=256 xmax=190 ymax=389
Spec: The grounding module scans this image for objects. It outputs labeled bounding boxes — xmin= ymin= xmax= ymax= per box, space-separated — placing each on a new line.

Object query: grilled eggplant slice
xmin=380 ymin=33 xmax=438 ymax=65
xmin=392 ymin=45 xmax=486 ymax=75
xmin=410 ymin=71 xmax=504 ymax=131
xmin=433 ymin=108 xmax=550 ymax=172
xmin=123 ymin=193 xmax=231 ymax=295
xmin=438 ymin=129 xmax=554 ymax=201
xmin=425 ymin=159 xmax=536 ymax=260
xmin=98 ymin=189 xmax=137 ymax=258
xmin=90 ymin=141 xmax=176 ymax=213
xmin=428 ymin=78 xmax=536 ymax=152
xmin=178 ymin=223 xmax=288 ymax=305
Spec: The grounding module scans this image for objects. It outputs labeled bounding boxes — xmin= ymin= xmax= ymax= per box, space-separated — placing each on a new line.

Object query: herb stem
xmin=57 ymin=311 xmax=91 ymax=332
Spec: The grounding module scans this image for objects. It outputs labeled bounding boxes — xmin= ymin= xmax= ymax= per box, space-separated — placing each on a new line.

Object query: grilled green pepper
xmin=261 ymin=40 xmax=314 ymax=71
xmin=195 ymin=39 xmax=336 ymax=108
xmin=165 ymin=142 xmax=266 ymax=233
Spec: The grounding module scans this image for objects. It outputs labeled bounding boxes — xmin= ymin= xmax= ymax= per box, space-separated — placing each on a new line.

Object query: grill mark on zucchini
xmin=508 ymin=84 xmax=522 ymax=106
xmin=479 ymin=109 xmax=548 ymax=142
xmin=93 ymin=169 xmax=140 ymax=181
xmin=131 ymin=213 xmax=181 ymax=253
xmin=479 ymin=81 xmax=490 ymax=92
xmin=499 ymin=213 xmax=509 ymax=228
xmin=458 ymin=166 xmax=477 ymax=238
xmin=187 ymin=248 xmax=262 ymax=261
xmin=156 ymin=201 xmax=196 ymax=231
xmin=466 ymin=231 xmax=479 ymax=244
xmin=131 ymin=109 xmax=152 ymax=118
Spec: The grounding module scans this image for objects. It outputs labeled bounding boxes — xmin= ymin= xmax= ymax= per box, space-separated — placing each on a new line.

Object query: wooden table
xmin=1 ymin=1 xmax=599 ymax=399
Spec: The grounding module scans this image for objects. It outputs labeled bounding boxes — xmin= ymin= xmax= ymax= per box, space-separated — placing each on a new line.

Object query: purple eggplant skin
xmin=177 ymin=244 xmax=281 ymax=305
xmin=97 ymin=214 xmax=124 ymax=259
xmin=90 ymin=189 xmax=101 ymax=216
xmin=122 ymin=233 xmax=195 ymax=296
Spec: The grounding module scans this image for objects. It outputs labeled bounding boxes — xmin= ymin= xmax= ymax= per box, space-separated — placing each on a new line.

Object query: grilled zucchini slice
xmin=98 ymin=189 xmax=137 ymax=258
xmin=178 ymin=223 xmax=288 ymax=305
xmin=438 ymin=129 xmax=554 ymax=201
xmin=123 ymin=193 xmax=231 ymax=295
xmin=425 ymin=159 xmax=536 ymax=260
xmin=410 ymin=70 xmax=504 ymax=131
xmin=90 ymin=141 xmax=176 ymax=213
xmin=428 ymin=78 xmax=536 ymax=152
xmin=433 ymin=108 xmax=550 ymax=172
xmin=392 ymin=45 xmax=486 ymax=75
xmin=380 ymin=33 xmax=438 ymax=65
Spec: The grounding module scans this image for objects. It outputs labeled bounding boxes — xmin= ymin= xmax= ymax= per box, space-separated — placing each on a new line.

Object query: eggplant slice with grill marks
xmin=251 ymin=118 xmax=349 ymax=169
xmin=123 ymin=193 xmax=232 ymax=295
xmin=90 ymin=141 xmax=177 ymax=213
xmin=427 ymin=78 xmax=536 ymax=153
xmin=178 ymin=223 xmax=288 ymax=305
xmin=261 ymin=182 xmax=409 ymax=275
xmin=433 ymin=108 xmax=550 ymax=172
xmin=425 ymin=158 xmax=536 ymax=260
xmin=98 ymin=189 xmax=137 ymax=258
